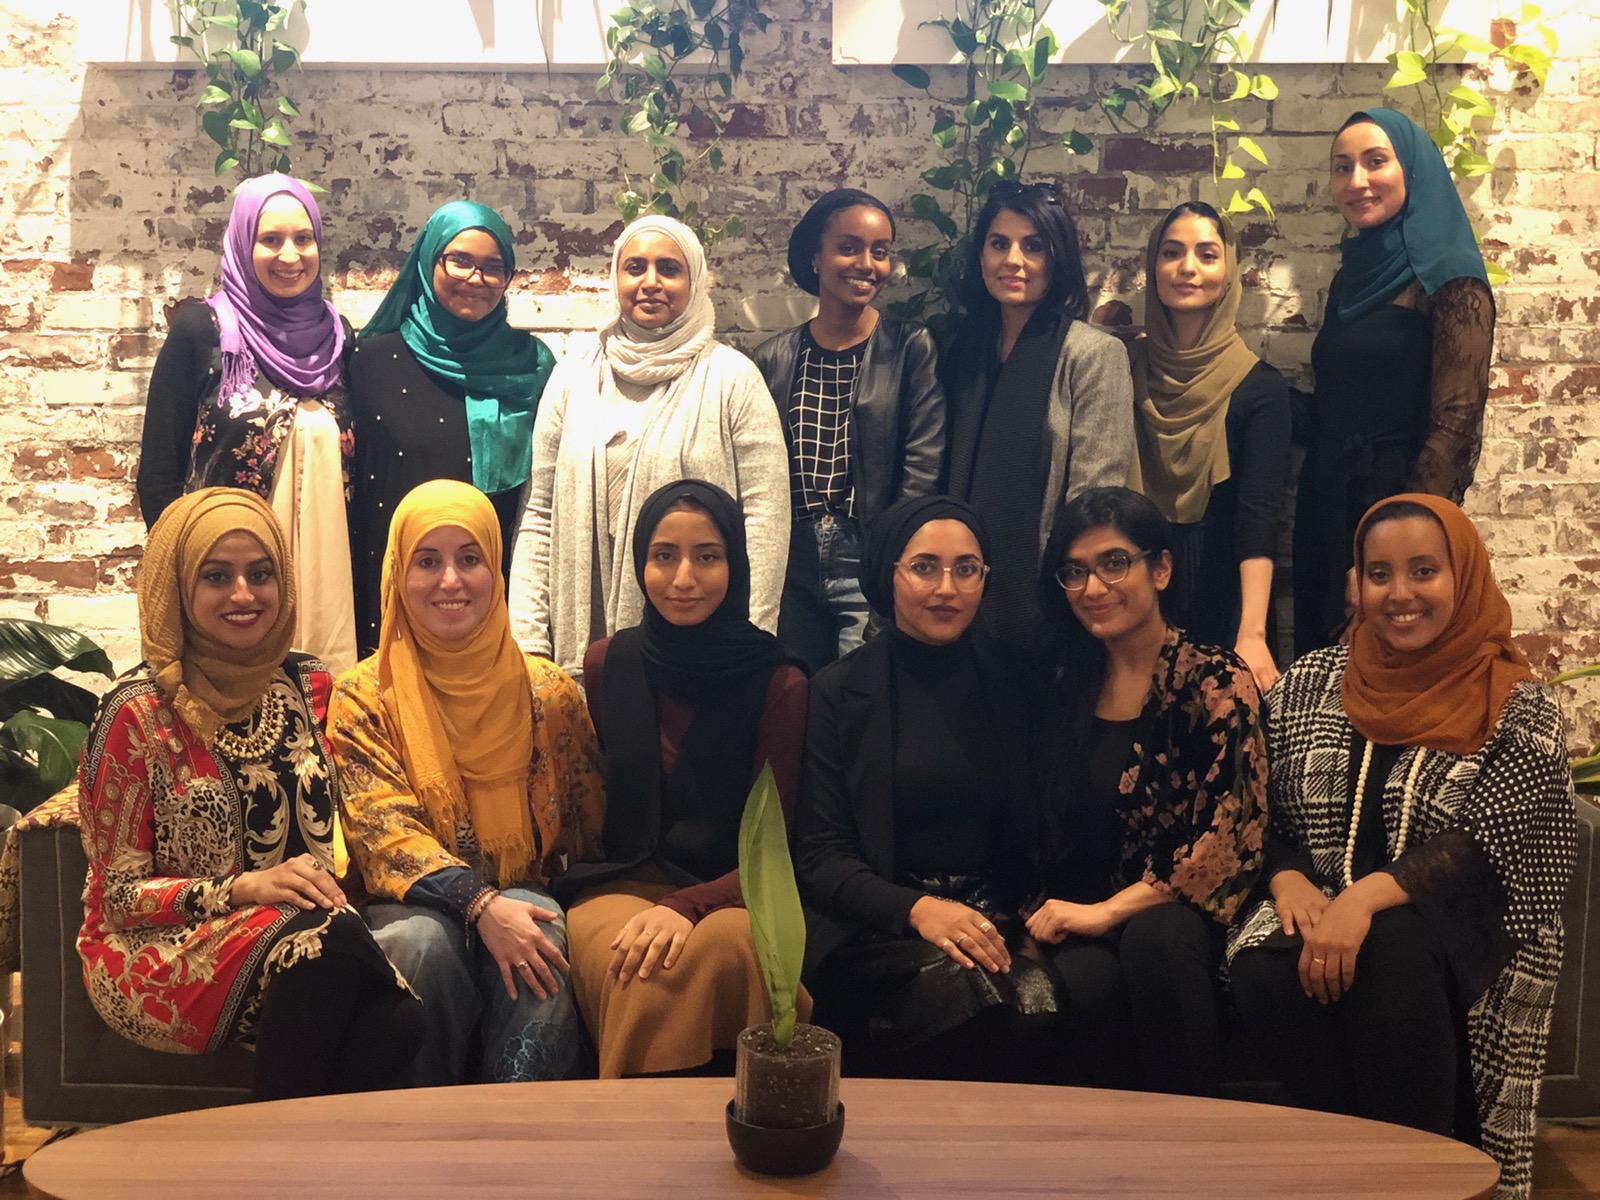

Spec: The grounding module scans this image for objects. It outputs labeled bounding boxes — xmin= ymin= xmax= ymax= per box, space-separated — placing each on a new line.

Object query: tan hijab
xmin=138 ymin=487 xmax=297 ymax=745
xmin=1343 ymin=493 xmax=1532 ymax=756
xmin=377 ymin=480 xmax=536 ymax=887
xmin=1128 ymin=206 xmax=1261 ymax=524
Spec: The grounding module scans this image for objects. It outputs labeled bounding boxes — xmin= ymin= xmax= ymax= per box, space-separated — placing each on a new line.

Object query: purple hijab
xmin=205 ymin=173 xmax=345 ymax=407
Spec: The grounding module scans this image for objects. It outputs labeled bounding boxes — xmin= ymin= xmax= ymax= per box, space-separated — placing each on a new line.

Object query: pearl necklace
xmin=1342 ymin=739 xmax=1426 ymax=888
xmin=212 ymin=689 xmax=288 ymax=763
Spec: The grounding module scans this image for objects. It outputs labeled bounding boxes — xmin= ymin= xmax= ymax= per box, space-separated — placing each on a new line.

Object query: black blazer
xmin=748 ymin=314 xmax=946 ymax=528
xmin=795 ymin=631 xmax=1033 ymax=974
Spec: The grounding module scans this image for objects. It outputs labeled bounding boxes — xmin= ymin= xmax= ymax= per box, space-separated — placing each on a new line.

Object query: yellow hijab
xmin=1129 ymin=205 xmax=1260 ymax=524
xmin=138 ymin=487 xmax=296 ymax=745
xmin=377 ymin=480 xmax=536 ymax=887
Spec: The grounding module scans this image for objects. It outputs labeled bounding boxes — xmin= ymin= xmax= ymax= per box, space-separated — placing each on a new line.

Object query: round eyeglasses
xmin=895 ymin=559 xmax=991 ymax=593
xmin=437 ymin=251 xmax=510 ymax=288
xmin=1056 ymin=550 xmax=1152 ymax=593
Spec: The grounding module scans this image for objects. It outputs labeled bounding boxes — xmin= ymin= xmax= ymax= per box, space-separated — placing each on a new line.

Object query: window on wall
xmin=830 ymin=0 xmax=1502 ymax=65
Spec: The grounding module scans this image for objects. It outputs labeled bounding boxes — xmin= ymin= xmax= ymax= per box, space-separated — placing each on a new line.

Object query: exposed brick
xmin=1100 ymin=138 xmax=1212 ymax=173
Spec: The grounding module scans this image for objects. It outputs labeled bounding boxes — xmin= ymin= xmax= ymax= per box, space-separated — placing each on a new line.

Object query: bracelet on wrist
xmin=463 ymin=886 xmax=499 ymax=942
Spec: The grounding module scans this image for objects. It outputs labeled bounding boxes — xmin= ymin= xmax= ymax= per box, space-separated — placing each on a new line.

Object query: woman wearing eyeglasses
xmin=509 ymin=215 xmax=789 ymax=685
xmin=942 ymin=181 xmax=1135 ymax=652
xmin=348 ymin=201 xmax=556 ymax=655
xmin=1028 ymin=486 xmax=1266 ymax=1096
xmin=796 ymin=495 xmax=1059 ymax=1080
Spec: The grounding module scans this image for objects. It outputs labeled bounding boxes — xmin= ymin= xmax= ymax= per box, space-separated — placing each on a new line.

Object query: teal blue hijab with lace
xmin=360 ymin=201 xmax=555 ymax=496
xmin=1334 ymin=108 xmax=1489 ymax=324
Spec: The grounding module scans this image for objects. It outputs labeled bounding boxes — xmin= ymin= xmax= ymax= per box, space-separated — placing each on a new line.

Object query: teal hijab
xmin=1334 ymin=108 xmax=1489 ymax=324
xmin=360 ymin=201 xmax=555 ymax=496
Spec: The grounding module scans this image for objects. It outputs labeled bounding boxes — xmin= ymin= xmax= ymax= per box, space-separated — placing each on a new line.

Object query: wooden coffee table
xmin=23 ymin=1077 xmax=1498 ymax=1199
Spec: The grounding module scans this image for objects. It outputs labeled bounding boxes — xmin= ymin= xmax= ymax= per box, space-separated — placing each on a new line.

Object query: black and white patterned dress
xmin=1228 ymin=644 xmax=1576 ymax=1200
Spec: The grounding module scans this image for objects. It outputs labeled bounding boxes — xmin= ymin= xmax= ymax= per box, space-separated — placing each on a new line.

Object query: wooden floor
xmin=0 ymin=1080 xmax=1597 ymax=1196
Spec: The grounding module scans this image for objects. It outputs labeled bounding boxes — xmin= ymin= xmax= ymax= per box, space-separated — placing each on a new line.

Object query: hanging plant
xmin=1096 ymin=0 xmax=1278 ymax=219
xmin=1384 ymin=0 xmax=1558 ymax=285
xmin=599 ymin=0 xmax=770 ymax=247
xmin=166 ymin=0 xmax=308 ymax=180
xmin=890 ymin=0 xmax=1091 ymax=327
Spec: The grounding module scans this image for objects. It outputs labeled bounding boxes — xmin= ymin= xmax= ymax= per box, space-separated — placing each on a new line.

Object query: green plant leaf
xmin=0 ymin=673 xmax=101 ymax=726
xmin=910 ymin=192 xmax=959 ymax=239
xmin=198 ymin=83 xmax=232 ymax=106
xmin=1063 ymin=129 xmax=1092 ymax=155
xmin=1220 ymin=156 xmax=1245 ymax=179
xmin=223 ymin=47 xmax=263 ymax=79
xmin=1243 ymin=186 xmax=1275 ymax=219
xmin=1484 ymin=260 xmax=1509 ymax=287
xmin=893 ymin=64 xmax=931 ymax=90
xmin=260 ymin=118 xmax=291 ymax=147
xmin=0 ymin=619 xmax=113 ymax=686
xmin=0 ymin=710 xmax=88 ymax=797
xmin=1448 ymin=84 xmax=1495 ymax=117
xmin=1237 ymin=135 xmax=1267 ymax=165
xmin=738 ymin=762 xmax=804 ymax=1046
xmin=989 ymin=80 xmax=1028 ymax=103
xmin=201 ymin=108 xmax=232 ymax=149
xmin=214 ymin=150 xmax=240 ymax=176
xmin=1386 ymin=49 xmax=1428 ymax=88
xmin=1501 ymin=43 xmax=1550 ymax=85
xmin=1452 ymin=148 xmax=1492 ymax=176
xmin=277 ymin=95 xmax=300 ymax=118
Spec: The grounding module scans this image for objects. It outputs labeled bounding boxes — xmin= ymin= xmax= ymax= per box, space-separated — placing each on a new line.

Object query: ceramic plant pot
xmin=726 ymin=1022 xmax=844 ymax=1176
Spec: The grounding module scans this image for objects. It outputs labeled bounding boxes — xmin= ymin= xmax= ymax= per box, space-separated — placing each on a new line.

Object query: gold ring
xmin=515 ymin=960 xmax=530 ymax=970
xmin=956 ymin=935 xmax=968 ymax=947
xmin=979 ymin=921 xmax=993 ymax=933
xmin=1311 ymin=957 xmax=1326 ymax=964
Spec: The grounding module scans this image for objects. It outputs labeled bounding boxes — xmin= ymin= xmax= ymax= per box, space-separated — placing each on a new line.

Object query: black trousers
xmin=1045 ymin=903 xmax=1226 ymax=1096
xmin=1229 ymin=903 xmax=1475 ymax=1138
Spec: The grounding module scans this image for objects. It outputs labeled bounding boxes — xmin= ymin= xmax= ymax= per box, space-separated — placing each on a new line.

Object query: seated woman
xmin=510 ymin=214 xmax=789 ymax=683
xmin=560 ymin=479 xmax=809 ymax=1078
xmin=329 ymin=480 xmax=605 ymax=1086
xmin=1028 ymin=486 xmax=1266 ymax=1095
xmin=796 ymin=496 xmax=1058 ymax=1080
xmin=77 ymin=488 xmax=422 ymax=1099
xmin=1229 ymin=494 xmax=1576 ymax=1200
xmin=1128 ymin=201 xmax=1291 ymax=690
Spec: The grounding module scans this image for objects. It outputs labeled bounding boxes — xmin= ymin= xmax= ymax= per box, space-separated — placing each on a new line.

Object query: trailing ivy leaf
xmin=215 ymin=150 xmax=240 ymax=175
xmin=738 ymin=762 xmax=804 ymax=1046
xmin=277 ymin=95 xmax=300 ymax=118
xmin=198 ymin=84 xmax=231 ymax=106
xmin=1448 ymin=84 xmax=1494 ymax=118
xmin=893 ymin=64 xmax=931 ymax=91
xmin=989 ymin=80 xmax=1027 ymax=103
xmin=624 ymin=109 xmax=654 ymax=135
xmin=1224 ymin=189 xmax=1253 ymax=215
xmin=708 ymin=146 xmax=723 ymax=171
xmin=1249 ymin=73 xmax=1278 ymax=99
xmin=1386 ymin=50 xmax=1428 ymax=88
xmin=1220 ymin=156 xmax=1245 ymax=179
xmin=1452 ymin=149 xmax=1492 ymax=176
xmin=261 ymin=118 xmax=291 ymax=147
xmin=1501 ymin=43 xmax=1550 ymax=85
xmin=909 ymin=193 xmax=958 ymax=239
xmin=201 ymin=108 xmax=232 ymax=149
xmin=223 ymin=48 xmax=262 ymax=79
xmin=1243 ymin=186 xmax=1274 ymax=219
xmin=1063 ymin=130 xmax=1092 ymax=155
xmin=1237 ymin=136 xmax=1267 ymax=165
xmin=725 ymin=215 xmax=743 ymax=237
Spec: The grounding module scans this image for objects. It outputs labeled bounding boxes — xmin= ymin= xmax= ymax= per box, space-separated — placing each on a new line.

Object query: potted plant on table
xmin=726 ymin=762 xmax=844 ymax=1176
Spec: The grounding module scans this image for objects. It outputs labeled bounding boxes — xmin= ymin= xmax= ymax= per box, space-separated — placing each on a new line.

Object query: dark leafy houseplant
xmin=0 ymin=619 xmax=115 ymax=813
xmin=167 ymin=0 xmax=310 ymax=179
xmin=599 ymin=0 xmax=770 ymax=246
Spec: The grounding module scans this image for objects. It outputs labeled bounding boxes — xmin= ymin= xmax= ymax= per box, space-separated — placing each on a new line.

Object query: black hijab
xmin=595 ymin=480 xmax=799 ymax=884
xmin=859 ymin=494 xmax=993 ymax=620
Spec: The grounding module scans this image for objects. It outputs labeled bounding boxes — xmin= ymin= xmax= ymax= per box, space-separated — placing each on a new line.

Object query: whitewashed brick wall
xmin=3 ymin=2 xmax=1598 ymax=741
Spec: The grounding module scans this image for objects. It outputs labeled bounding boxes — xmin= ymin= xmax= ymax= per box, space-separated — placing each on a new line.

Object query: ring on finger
xmin=978 ymin=921 xmax=993 ymax=933
xmin=515 ymin=960 xmax=530 ymax=970
xmin=1311 ymin=956 xmax=1326 ymax=964
xmin=955 ymin=935 xmax=968 ymax=948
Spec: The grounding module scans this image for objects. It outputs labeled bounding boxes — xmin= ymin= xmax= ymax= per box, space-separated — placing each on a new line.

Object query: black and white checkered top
xmin=785 ymin=325 xmax=866 ymax=519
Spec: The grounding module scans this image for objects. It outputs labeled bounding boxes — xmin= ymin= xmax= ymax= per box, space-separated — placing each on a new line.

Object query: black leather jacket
xmin=748 ymin=314 xmax=946 ymax=527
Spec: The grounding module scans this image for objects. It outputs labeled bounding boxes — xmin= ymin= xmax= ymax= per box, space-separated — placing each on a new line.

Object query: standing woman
xmin=78 ymin=488 xmax=423 ymax=1099
xmin=1230 ymin=495 xmax=1575 ymax=1200
xmin=1294 ymin=108 xmax=1494 ymax=654
xmin=561 ymin=480 xmax=808 ymax=1078
xmin=749 ymin=188 xmax=946 ymax=671
xmin=943 ymin=182 xmax=1134 ymax=651
xmin=137 ymin=174 xmax=357 ymax=675
xmin=329 ymin=480 xmax=605 ymax=1086
xmin=348 ymin=201 xmax=556 ymax=655
xmin=510 ymin=215 xmax=789 ymax=683
xmin=797 ymin=496 xmax=1059 ymax=1080
xmin=1129 ymin=201 xmax=1291 ymax=690
xmin=1028 ymin=487 xmax=1266 ymax=1096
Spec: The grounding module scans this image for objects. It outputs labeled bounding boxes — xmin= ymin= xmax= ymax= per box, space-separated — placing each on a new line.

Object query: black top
xmin=1163 ymin=360 xmax=1291 ymax=648
xmin=1044 ymin=715 xmax=1139 ymax=904
xmin=889 ymin=631 xmax=1003 ymax=882
xmin=136 ymin=301 xmax=354 ymax=527
xmin=786 ymin=326 xmax=866 ymax=519
xmin=347 ymin=332 xmax=521 ymax=654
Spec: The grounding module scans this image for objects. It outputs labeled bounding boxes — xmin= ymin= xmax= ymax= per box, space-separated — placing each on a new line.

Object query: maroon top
xmin=584 ymin=637 xmax=808 ymax=922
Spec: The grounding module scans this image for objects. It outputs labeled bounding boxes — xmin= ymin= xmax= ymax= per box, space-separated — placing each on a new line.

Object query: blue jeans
xmin=779 ymin=513 xmax=871 ymax=672
xmin=368 ymin=885 xmax=580 ymax=1086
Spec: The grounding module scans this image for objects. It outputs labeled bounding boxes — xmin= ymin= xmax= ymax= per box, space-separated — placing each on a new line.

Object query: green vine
xmin=1096 ymin=0 xmax=1278 ymax=219
xmin=167 ymin=0 xmax=308 ymax=179
xmin=1385 ymin=0 xmax=1558 ymax=284
xmin=599 ymin=0 xmax=769 ymax=247
xmin=889 ymin=0 xmax=1091 ymax=325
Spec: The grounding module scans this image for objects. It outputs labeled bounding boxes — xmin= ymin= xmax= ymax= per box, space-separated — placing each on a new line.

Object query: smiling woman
xmin=509 ymin=215 xmax=790 ymax=686
xmin=136 ymin=174 xmax=357 ymax=674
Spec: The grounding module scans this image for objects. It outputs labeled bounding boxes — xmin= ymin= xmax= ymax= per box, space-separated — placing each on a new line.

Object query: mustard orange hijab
xmin=138 ymin=487 xmax=296 ymax=745
xmin=377 ymin=480 xmax=536 ymax=886
xmin=1342 ymin=493 xmax=1531 ymax=755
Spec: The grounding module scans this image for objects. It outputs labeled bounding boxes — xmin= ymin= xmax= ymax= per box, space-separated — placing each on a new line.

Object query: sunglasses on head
xmin=990 ymin=179 xmax=1063 ymax=206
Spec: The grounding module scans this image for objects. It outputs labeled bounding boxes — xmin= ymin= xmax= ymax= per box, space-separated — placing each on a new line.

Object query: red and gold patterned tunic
xmin=77 ymin=653 xmax=357 ymax=1054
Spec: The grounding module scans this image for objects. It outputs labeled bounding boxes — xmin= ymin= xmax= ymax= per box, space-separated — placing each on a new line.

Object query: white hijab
xmin=601 ymin=215 xmax=717 ymax=385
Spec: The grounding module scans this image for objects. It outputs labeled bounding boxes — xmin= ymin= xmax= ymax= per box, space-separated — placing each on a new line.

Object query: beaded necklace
xmin=1342 ymin=739 xmax=1426 ymax=888
xmin=211 ymin=687 xmax=288 ymax=762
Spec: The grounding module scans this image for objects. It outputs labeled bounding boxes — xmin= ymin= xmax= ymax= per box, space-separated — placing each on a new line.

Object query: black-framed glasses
xmin=990 ymin=179 xmax=1063 ymax=206
xmin=437 ymin=251 xmax=511 ymax=288
xmin=1056 ymin=550 xmax=1152 ymax=593
xmin=895 ymin=558 xmax=991 ymax=593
